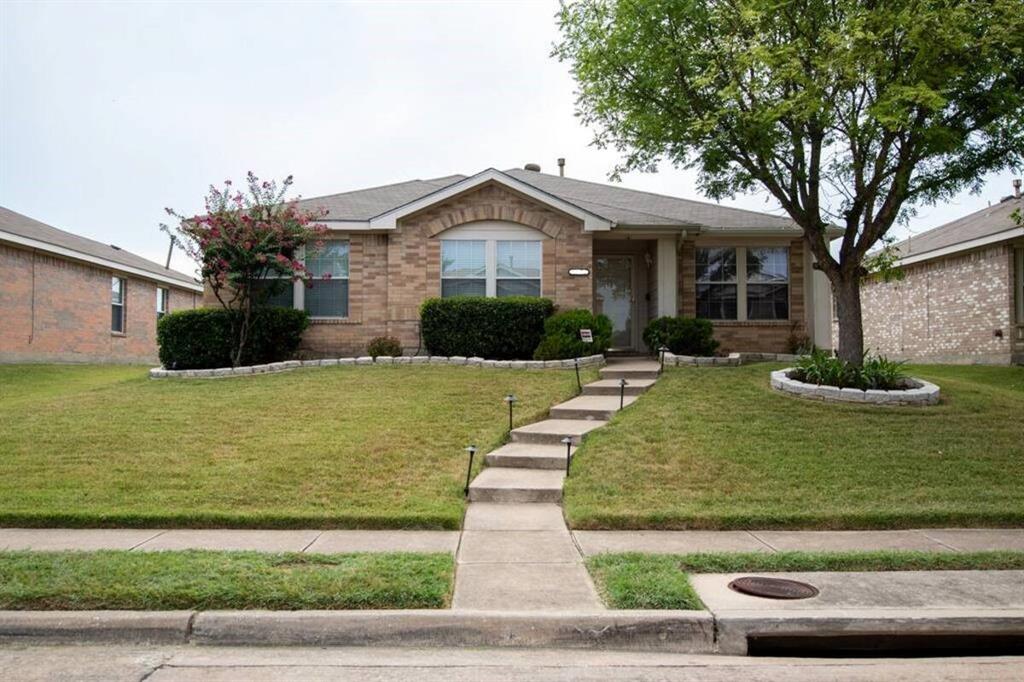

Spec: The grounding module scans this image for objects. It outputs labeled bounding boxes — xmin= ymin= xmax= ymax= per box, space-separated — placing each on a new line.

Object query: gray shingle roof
xmin=0 ymin=206 xmax=199 ymax=288
xmin=296 ymin=168 xmax=802 ymax=231
xmin=893 ymin=196 xmax=1023 ymax=260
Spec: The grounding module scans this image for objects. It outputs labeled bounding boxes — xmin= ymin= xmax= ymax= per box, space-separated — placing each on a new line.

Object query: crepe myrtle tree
xmin=162 ymin=173 xmax=327 ymax=367
xmin=556 ymin=0 xmax=1024 ymax=365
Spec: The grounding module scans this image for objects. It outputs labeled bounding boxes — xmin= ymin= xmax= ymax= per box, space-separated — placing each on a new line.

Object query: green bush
xmin=791 ymin=349 xmax=909 ymax=390
xmin=157 ymin=307 xmax=309 ymax=369
xmin=367 ymin=336 xmax=403 ymax=358
xmin=420 ymin=296 xmax=555 ymax=360
xmin=642 ymin=316 xmax=719 ymax=356
xmin=533 ymin=309 xmax=613 ymax=360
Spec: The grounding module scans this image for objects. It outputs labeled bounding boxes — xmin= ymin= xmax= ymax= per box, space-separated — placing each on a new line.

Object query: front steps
xmin=467 ymin=358 xmax=661 ymax=504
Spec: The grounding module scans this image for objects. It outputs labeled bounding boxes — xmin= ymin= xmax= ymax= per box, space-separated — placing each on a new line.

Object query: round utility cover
xmin=728 ymin=576 xmax=819 ymax=599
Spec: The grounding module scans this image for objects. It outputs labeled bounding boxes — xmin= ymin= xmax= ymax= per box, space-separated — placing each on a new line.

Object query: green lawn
xmin=588 ymin=551 xmax=1024 ymax=610
xmin=0 ymin=550 xmax=453 ymax=609
xmin=0 ymin=364 xmax=591 ymax=529
xmin=566 ymin=364 xmax=1024 ymax=530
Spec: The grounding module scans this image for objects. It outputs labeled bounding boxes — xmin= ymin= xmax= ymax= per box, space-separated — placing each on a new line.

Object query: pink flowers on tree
xmin=162 ymin=172 xmax=326 ymax=366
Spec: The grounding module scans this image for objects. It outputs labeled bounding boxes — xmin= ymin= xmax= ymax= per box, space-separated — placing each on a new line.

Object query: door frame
xmin=594 ymin=254 xmax=640 ymax=352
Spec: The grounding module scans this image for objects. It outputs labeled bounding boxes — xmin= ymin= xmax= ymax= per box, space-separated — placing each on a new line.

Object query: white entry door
xmin=595 ymin=256 xmax=634 ymax=350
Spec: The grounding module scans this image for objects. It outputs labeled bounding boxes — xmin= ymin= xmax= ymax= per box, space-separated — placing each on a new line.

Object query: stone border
xmin=663 ymin=351 xmax=802 ymax=367
xmin=770 ymin=368 xmax=940 ymax=405
xmin=149 ymin=354 xmax=607 ymax=379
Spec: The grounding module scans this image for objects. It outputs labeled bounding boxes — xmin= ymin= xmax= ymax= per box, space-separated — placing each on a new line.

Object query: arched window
xmin=439 ymin=222 xmax=546 ymax=298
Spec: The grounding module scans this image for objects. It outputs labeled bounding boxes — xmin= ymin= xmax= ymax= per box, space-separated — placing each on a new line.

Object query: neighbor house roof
xmin=892 ymin=195 xmax=1024 ymax=265
xmin=0 ymin=206 xmax=202 ymax=290
xmin=297 ymin=167 xmax=811 ymax=233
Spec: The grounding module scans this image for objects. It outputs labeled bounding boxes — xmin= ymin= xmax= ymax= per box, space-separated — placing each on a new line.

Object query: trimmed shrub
xmin=157 ymin=307 xmax=309 ymax=369
xmin=642 ymin=316 xmax=719 ymax=356
xmin=533 ymin=309 xmax=613 ymax=360
xmin=420 ymin=296 xmax=554 ymax=360
xmin=367 ymin=336 xmax=403 ymax=358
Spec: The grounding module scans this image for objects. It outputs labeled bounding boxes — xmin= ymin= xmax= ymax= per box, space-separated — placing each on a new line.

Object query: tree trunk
xmin=832 ymin=273 xmax=865 ymax=367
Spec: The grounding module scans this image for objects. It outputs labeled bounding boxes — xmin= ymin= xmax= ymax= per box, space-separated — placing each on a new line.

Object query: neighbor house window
xmin=746 ymin=247 xmax=789 ymax=319
xmin=696 ymin=247 xmax=738 ymax=319
xmin=111 ymin=277 xmax=126 ymax=333
xmin=156 ymin=287 xmax=169 ymax=321
xmin=304 ymin=240 xmax=350 ymax=318
xmin=441 ymin=238 xmax=542 ymax=298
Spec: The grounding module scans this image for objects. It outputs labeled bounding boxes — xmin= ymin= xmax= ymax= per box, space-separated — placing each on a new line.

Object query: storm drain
xmin=728 ymin=576 xmax=819 ymax=600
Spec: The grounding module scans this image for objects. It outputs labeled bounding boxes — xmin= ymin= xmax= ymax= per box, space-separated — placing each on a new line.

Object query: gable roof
xmin=296 ymin=168 xmax=810 ymax=233
xmin=892 ymin=195 xmax=1024 ymax=264
xmin=0 ymin=206 xmax=201 ymax=290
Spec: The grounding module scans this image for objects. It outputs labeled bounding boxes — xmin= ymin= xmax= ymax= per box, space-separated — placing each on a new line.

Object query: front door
xmin=595 ymin=256 xmax=634 ymax=350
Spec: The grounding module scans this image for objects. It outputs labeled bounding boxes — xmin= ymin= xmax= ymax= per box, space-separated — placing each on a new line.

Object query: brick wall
xmin=297 ymin=181 xmax=592 ymax=356
xmin=856 ymin=243 xmax=1015 ymax=364
xmin=677 ymin=237 xmax=807 ymax=353
xmin=0 ymin=243 xmax=199 ymax=363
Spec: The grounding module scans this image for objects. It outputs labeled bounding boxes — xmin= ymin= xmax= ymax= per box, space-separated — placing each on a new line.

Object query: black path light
xmin=562 ymin=436 xmax=573 ymax=476
xmin=619 ymin=378 xmax=628 ymax=410
xmin=573 ymin=358 xmax=582 ymax=393
xmin=463 ymin=445 xmax=477 ymax=497
xmin=658 ymin=345 xmax=669 ymax=372
xmin=503 ymin=394 xmax=518 ymax=432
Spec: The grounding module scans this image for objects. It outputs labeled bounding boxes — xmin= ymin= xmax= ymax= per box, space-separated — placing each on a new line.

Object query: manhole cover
xmin=728 ymin=576 xmax=819 ymax=600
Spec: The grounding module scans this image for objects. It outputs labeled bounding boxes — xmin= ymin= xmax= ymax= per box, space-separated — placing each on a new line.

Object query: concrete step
xmin=582 ymin=378 xmax=656 ymax=396
xmin=599 ymin=360 xmax=661 ymax=381
xmin=549 ymin=395 xmax=637 ymax=421
xmin=485 ymin=443 xmax=570 ymax=470
xmin=467 ymin=468 xmax=565 ymax=503
xmin=510 ymin=419 xmax=607 ymax=445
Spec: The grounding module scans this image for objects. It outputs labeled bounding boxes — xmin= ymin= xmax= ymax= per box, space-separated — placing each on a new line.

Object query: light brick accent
xmin=0 ymin=243 xmax=199 ymax=363
xmin=855 ymin=243 xmax=1016 ymax=364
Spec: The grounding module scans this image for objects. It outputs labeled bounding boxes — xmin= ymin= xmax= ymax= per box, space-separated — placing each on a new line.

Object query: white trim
xmin=656 ymin=236 xmax=677 ymax=317
xmin=369 ymin=168 xmax=614 ymax=232
xmin=0 ymin=229 xmax=203 ymax=291
xmin=897 ymin=227 xmax=1024 ymax=266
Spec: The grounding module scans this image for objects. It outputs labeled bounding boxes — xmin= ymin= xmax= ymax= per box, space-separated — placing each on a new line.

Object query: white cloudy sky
xmin=2 ymin=0 xmax=1018 ymax=277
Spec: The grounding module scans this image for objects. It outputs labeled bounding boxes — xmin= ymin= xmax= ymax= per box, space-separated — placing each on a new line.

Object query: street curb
xmin=0 ymin=610 xmax=713 ymax=652
xmin=0 ymin=610 xmax=194 ymax=644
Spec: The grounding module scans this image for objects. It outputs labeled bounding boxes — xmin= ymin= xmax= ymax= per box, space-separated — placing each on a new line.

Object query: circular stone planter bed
xmin=770 ymin=368 xmax=940 ymax=406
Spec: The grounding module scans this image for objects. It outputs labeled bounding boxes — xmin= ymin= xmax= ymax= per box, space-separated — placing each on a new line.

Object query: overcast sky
xmin=2 ymin=0 xmax=1019 ymax=277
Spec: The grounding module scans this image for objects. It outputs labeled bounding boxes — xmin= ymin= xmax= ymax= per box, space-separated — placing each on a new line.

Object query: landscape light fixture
xmin=503 ymin=394 xmax=518 ymax=432
xmin=562 ymin=436 xmax=573 ymax=476
xmin=619 ymin=378 xmax=628 ymax=410
xmin=658 ymin=345 xmax=669 ymax=372
xmin=573 ymin=358 xmax=581 ymax=392
xmin=463 ymin=445 xmax=477 ymax=497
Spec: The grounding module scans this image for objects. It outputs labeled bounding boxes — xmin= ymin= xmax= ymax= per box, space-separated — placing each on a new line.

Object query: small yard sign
xmin=579 ymin=328 xmax=593 ymax=343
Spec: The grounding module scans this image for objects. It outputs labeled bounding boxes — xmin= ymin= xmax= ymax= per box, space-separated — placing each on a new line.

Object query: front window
xmin=304 ymin=240 xmax=350 ymax=318
xmin=746 ymin=247 xmax=789 ymax=320
xmin=111 ymin=277 xmax=126 ymax=333
xmin=696 ymin=247 xmax=738 ymax=319
xmin=442 ymin=239 xmax=542 ymax=298
xmin=156 ymin=287 xmax=169 ymax=321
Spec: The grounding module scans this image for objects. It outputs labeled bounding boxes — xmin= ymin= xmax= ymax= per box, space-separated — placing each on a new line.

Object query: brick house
xmin=228 ymin=166 xmax=836 ymax=357
xmin=0 ymin=206 xmax=202 ymax=364
xmin=854 ymin=182 xmax=1024 ymax=365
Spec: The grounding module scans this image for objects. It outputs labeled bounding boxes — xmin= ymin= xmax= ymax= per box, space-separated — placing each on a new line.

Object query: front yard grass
xmin=566 ymin=364 xmax=1024 ymax=529
xmin=0 ymin=550 xmax=453 ymax=609
xmin=0 ymin=364 xmax=591 ymax=529
xmin=588 ymin=551 xmax=1024 ymax=609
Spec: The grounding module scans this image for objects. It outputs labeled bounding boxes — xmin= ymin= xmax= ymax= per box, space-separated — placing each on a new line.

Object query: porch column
xmin=657 ymin=236 xmax=678 ymax=317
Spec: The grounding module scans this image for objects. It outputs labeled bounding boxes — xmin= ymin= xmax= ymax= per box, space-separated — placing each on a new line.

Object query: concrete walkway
xmin=455 ymin=358 xmax=663 ymax=610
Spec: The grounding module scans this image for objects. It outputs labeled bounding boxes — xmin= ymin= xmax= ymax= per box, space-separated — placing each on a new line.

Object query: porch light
xmin=561 ymin=436 xmax=573 ymax=476
xmin=503 ymin=394 xmax=518 ymax=432
xmin=568 ymin=268 xmax=590 ymax=277
xmin=463 ymin=445 xmax=477 ymax=497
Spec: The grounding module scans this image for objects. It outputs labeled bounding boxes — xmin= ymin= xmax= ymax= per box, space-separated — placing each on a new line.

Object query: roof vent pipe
xmin=1014 ymin=178 xmax=1022 ymax=199
xmin=557 ymin=158 xmax=565 ymax=177
xmin=524 ymin=163 xmax=541 ymax=172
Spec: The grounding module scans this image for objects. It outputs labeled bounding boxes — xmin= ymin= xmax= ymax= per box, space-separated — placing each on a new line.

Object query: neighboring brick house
xmin=225 ymin=166 xmax=836 ymax=357
xmin=854 ymin=183 xmax=1024 ymax=365
xmin=0 ymin=206 xmax=202 ymax=364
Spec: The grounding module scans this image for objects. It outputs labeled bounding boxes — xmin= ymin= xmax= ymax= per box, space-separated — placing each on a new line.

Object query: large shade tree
xmin=556 ymin=0 xmax=1024 ymax=364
